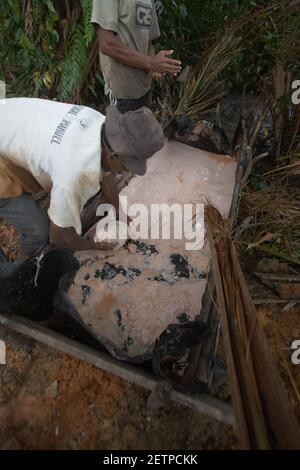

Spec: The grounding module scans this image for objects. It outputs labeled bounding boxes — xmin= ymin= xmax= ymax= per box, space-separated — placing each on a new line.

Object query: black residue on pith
xmin=177 ymin=313 xmax=190 ymax=324
xmin=113 ymin=310 xmax=126 ymax=334
xmin=198 ymin=272 xmax=206 ymax=279
xmin=93 ymin=263 xmax=141 ymax=283
xmin=147 ymin=274 xmax=174 ymax=285
xmin=94 ymin=269 xmax=101 ymax=278
xmin=84 ymin=273 xmax=90 ymax=281
xmin=126 ymin=240 xmax=159 ymax=255
xmin=94 ymin=263 xmax=127 ymax=281
xmin=152 ymin=275 xmax=167 ymax=283
xmin=127 ymin=267 xmax=141 ymax=280
xmin=170 ymin=254 xmax=190 ymax=278
xmin=81 ymin=285 xmax=91 ymax=305
xmin=122 ymin=336 xmax=134 ymax=352
xmin=114 ymin=309 xmax=122 ymax=328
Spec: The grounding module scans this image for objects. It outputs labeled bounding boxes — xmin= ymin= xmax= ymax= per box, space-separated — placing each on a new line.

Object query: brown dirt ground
xmin=0 ymin=325 xmax=235 ymax=450
xmin=0 ymin=219 xmax=300 ymax=449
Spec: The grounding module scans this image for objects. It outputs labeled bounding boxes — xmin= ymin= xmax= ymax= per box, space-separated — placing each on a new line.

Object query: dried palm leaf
xmin=283 ymin=106 xmax=300 ymax=154
xmin=273 ymin=61 xmax=288 ymax=158
xmin=265 ymin=159 xmax=300 ymax=177
xmin=206 ymin=205 xmax=300 ymax=449
xmin=175 ymin=34 xmax=238 ymax=119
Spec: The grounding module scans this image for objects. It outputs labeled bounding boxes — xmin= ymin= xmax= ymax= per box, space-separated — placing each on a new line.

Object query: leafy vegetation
xmin=0 ymin=0 xmax=97 ymax=102
xmin=1 ymin=1 xmax=299 ymax=104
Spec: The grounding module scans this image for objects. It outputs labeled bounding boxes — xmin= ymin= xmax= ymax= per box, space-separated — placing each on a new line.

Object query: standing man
xmin=91 ymin=0 xmax=182 ymax=113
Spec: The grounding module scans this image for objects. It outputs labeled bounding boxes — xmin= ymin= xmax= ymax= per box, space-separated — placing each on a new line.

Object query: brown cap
xmin=104 ymin=105 xmax=165 ymax=176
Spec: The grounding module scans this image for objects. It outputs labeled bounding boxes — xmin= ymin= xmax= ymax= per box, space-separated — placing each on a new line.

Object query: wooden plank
xmin=0 ymin=313 xmax=234 ymax=427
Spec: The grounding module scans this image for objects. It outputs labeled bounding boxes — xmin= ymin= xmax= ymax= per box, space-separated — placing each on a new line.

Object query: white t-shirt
xmin=0 ymin=98 xmax=105 ymax=234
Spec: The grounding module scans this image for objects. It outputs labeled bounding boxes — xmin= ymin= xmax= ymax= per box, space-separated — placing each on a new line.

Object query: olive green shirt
xmin=91 ymin=0 xmax=160 ymax=100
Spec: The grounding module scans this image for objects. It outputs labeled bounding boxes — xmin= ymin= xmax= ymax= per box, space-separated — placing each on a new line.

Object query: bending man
xmin=0 ymin=98 xmax=164 ymax=260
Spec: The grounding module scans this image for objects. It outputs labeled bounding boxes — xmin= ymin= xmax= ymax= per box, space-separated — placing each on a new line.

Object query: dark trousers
xmin=115 ymin=92 xmax=150 ymax=114
xmin=0 ymin=193 xmax=49 ymax=256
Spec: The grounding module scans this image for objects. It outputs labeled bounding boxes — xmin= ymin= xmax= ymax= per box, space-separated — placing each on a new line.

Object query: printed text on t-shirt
xmin=51 ymin=105 xmax=85 ymax=145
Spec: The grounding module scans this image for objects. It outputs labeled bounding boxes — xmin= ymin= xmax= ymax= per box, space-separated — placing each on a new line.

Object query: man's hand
xmin=152 ymin=72 xmax=164 ymax=80
xmin=148 ymin=51 xmax=182 ymax=76
xmin=84 ymin=228 xmax=117 ymax=251
xmin=94 ymin=240 xmax=117 ymax=250
xmin=49 ymin=222 xmax=116 ymax=252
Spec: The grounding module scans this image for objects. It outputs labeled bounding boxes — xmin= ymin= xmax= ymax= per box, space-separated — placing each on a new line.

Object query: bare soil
xmin=0 ymin=324 xmax=236 ymax=450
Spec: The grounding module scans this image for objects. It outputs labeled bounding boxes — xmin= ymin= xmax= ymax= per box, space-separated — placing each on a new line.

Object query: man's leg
xmin=115 ymin=92 xmax=150 ymax=114
xmin=0 ymin=193 xmax=49 ymax=259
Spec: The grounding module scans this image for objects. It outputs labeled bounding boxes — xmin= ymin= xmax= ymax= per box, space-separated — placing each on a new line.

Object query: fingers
xmin=88 ymin=240 xmax=117 ymax=250
xmin=163 ymin=65 xmax=182 ymax=74
xmin=159 ymin=50 xmax=182 ymax=66
xmin=164 ymin=60 xmax=182 ymax=68
xmin=97 ymin=241 xmax=117 ymax=250
xmin=152 ymin=72 xmax=164 ymax=80
xmin=158 ymin=61 xmax=181 ymax=73
xmin=166 ymin=60 xmax=182 ymax=68
xmin=161 ymin=57 xmax=182 ymax=67
xmin=165 ymin=58 xmax=182 ymax=66
xmin=162 ymin=50 xmax=176 ymax=57
xmin=157 ymin=52 xmax=182 ymax=75
xmin=151 ymin=51 xmax=182 ymax=75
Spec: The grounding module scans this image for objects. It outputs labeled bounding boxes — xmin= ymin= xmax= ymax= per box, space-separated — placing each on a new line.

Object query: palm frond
xmin=58 ymin=26 xmax=88 ymax=102
xmin=80 ymin=0 xmax=95 ymax=46
xmin=175 ymin=34 xmax=238 ymax=118
xmin=58 ymin=0 xmax=95 ymax=102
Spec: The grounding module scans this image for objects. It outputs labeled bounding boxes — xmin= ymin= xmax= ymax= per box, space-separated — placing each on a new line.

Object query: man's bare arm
xmin=49 ymin=221 xmax=115 ymax=251
xmin=101 ymin=173 xmax=120 ymax=215
xmin=101 ymin=173 xmax=132 ymax=224
xmin=98 ymin=28 xmax=181 ymax=75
